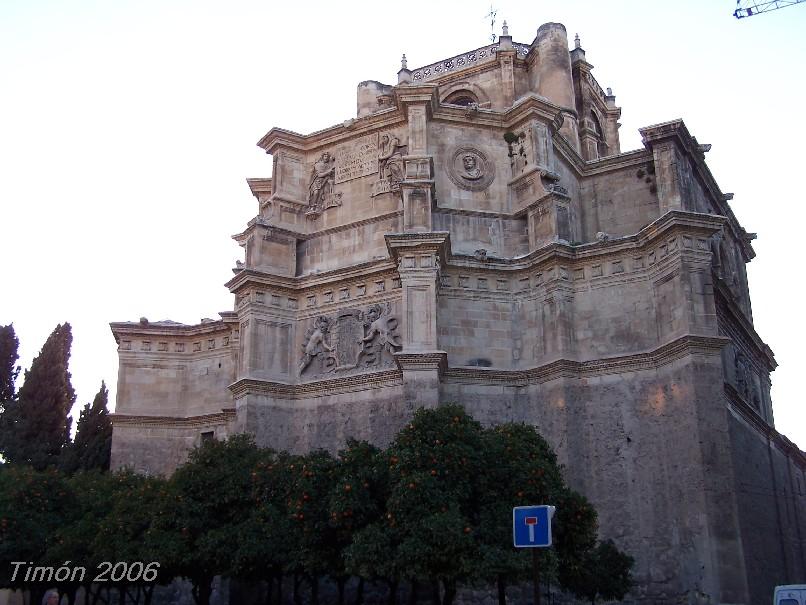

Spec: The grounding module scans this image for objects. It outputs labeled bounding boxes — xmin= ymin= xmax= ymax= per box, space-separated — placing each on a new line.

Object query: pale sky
xmin=1 ymin=1 xmax=804 ymax=448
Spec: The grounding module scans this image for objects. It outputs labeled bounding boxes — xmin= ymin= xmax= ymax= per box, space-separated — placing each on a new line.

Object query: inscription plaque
xmin=335 ymin=134 xmax=378 ymax=184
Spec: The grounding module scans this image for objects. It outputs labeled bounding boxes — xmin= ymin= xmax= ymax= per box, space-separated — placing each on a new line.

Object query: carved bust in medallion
xmin=446 ymin=146 xmax=495 ymax=191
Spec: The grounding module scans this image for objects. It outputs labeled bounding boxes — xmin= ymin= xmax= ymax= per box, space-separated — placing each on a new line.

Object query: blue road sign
xmin=513 ymin=505 xmax=555 ymax=548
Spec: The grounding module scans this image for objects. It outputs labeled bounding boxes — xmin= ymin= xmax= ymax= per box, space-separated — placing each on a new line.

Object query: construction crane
xmin=734 ymin=0 xmax=806 ymax=18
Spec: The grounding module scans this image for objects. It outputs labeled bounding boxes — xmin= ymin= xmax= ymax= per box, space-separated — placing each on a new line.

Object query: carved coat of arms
xmin=298 ymin=302 xmax=402 ymax=377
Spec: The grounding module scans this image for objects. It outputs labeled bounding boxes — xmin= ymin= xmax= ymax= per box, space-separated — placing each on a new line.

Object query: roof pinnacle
xmin=502 ymin=20 xmax=509 ymax=36
xmin=574 ymin=33 xmax=581 ymax=49
xmin=401 ymin=54 xmax=408 ymax=70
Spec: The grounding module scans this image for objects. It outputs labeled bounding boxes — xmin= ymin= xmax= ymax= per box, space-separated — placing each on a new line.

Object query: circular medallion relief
xmin=446 ymin=146 xmax=495 ymax=191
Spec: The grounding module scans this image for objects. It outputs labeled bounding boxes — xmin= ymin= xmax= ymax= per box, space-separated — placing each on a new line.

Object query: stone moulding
xmin=228 ymin=368 xmax=403 ymax=399
xmin=393 ymin=351 xmax=449 ymax=375
xmin=225 ymin=335 xmax=727 ymax=398
xmin=724 ymin=384 xmax=806 ymax=465
xmin=444 ymin=334 xmax=731 ymax=385
xmin=111 ymin=408 xmax=236 ymax=429
xmin=715 ymin=281 xmax=777 ymax=371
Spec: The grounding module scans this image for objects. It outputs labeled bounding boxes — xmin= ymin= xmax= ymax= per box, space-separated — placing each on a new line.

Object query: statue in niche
xmin=299 ymin=316 xmax=334 ymax=374
xmin=378 ymin=133 xmax=407 ymax=185
xmin=461 ymin=154 xmax=483 ymax=180
xmin=372 ymin=133 xmax=407 ymax=197
xmin=307 ymin=152 xmax=336 ymax=216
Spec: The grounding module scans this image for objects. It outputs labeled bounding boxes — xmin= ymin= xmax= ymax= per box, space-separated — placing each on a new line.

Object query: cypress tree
xmin=0 ymin=323 xmax=75 ymax=469
xmin=61 ymin=381 xmax=112 ymax=473
xmin=0 ymin=324 xmax=20 ymax=405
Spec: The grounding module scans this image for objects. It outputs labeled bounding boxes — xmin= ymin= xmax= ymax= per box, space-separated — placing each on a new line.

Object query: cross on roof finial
xmin=485 ymin=5 xmax=497 ymax=43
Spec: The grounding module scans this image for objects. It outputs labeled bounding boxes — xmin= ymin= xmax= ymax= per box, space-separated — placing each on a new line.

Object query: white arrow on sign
xmin=525 ymin=516 xmax=538 ymax=541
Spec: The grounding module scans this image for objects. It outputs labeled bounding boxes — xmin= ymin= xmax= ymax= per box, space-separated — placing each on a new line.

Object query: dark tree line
xmin=0 ymin=323 xmax=112 ymax=474
xmin=0 ymin=405 xmax=633 ymax=605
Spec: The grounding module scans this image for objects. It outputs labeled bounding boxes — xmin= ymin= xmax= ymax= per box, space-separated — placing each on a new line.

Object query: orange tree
xmin=373 ymin=405 xmax=485 ymax=605
xmin=328 ymin=439 xmax=389 ymax=605
xmin=231 ymin=449 xmax=294 ymax=605
xmin=0 ymin=466 xmax=74 ymax=604
xmin=283 ymin=450 xmax=339 ymax=605
xmin=473 ymin=423 xmax=565 ymax=604
xmin=92 ymin=470 xmax=173 ymax=605
xmin=156 ymin=434 xmax=264 ymax=605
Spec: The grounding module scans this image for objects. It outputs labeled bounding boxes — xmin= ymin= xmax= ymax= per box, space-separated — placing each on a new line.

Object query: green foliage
xmin=383 ymin=406 xmax=485 ymax=600
xmin=0 ymin=465 xmax=75 ymax=589
xmin=160 ymin=434 xmax=264 ymax=605
xmin=562 ymin=539 xmax=634 ymax=604
xmin=555 ymin=489 xmax=599 ymax=591
xmin=0 ymin=323 xmax=75 ymax=470
xmin=0 ymin=407 xmax=634 ymax=604
xmin=61 ymin=381 xmax=112 ymax=474
xmin=472 ymin=423 xmax=567 ymax=590
xmin=0 ymin=324 xmax=20 ymax=405
xmin=231 ymin=449 xmax=294 ymax=589
xmin=285 ymin=449 xmax=339 ymax=601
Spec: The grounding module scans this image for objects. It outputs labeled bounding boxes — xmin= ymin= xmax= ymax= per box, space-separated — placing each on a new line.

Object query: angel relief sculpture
xmin=298 ymin=302 xmax=402 ymax=377
xmin=298 ymin=316 xmax=333 ymax=374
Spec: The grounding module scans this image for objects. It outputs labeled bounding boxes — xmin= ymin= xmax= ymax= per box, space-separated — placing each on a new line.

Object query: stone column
xmin=385 ymin=232 xmax=450 ymax=409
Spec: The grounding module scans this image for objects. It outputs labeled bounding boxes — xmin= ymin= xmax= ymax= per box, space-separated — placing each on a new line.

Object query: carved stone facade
xmin=110 ymin=22 xmax=805 ymax=605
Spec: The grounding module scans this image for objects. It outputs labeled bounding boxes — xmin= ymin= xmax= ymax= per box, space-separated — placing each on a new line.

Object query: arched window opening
xmin=445 ymin=90 xmax=478 ymax=107
xmin=590 ymin=110 xmax=608 ymax=157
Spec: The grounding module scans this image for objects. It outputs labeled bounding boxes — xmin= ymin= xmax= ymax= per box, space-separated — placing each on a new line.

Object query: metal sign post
xmin=513 ymin=505 xmax=556 ymax=605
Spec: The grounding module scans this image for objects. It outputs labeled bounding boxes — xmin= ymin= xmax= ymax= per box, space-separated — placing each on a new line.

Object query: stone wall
xmin=729 ymin=407 xmax=806 ymax=604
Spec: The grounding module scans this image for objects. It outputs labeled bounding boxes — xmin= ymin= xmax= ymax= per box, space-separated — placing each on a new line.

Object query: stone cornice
xmin=582 ymin=148 xmax=652 ymax=175
xmin=639 ymin=119 xmax=755 ymax=261
xmin=229 ymin=369 xmax=403 ymax=398
xmin=552 ymin=131 xmax=586 ymax=175
xmin=444 ymin=334 xmax=730 ymax=385
xmin=224 ymin=336 xmax=737 ymax=400
xmin=394 ymin=351 xmax=448 ymax=375
xmin=246 ymin=177 xmax=272 ymax=199
xmin=724 ymin=384 xmax=806 ymax=467
xmin=232 ymin=210 xmax=403 ymax=244
xmin=714 ymin=282 xmax=777 ymax=370
xmin=226 ymin=259 xmax=398 ymax=294
xmin=258 ymin=110 xmax=407 ymax=155
xmin=110 ymin=318 xmax=234 ymax=341
xmin=111 ymin=408 xmax=236 ymax=429
xmin=384 ymin=231 xmax=452 ymax=261
xmin=445 ymin=211 xmax=724 ymax=272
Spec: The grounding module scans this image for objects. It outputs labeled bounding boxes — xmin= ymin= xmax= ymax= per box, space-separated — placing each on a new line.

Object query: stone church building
xmin=110 ymin=22 xmax=805 ymax=604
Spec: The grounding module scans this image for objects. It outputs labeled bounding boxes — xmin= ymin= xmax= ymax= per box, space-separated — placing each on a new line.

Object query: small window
xmin=445 ymin=90 xmax=479 ymax=107
xmin=200 ymin=431 xmax=215 ymax=444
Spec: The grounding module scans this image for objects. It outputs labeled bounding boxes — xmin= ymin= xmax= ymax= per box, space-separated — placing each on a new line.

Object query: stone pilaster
xmin=395 ymin=85 xmax=438 ymax=233
xmin=385 ymin=231 xmax=450 ymax=409
xmin=640 ymin=120 xmax=694 ymax=214
xmin=525 ymin=191 xmax=573 ymax=249
xmin=496 ymin=42 xmax=516 ymax=109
